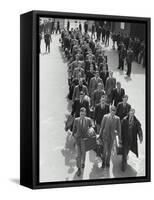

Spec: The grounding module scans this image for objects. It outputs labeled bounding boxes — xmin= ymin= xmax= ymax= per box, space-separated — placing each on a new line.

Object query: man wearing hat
xmin=99 ymin=106 xmax=121 ymax=168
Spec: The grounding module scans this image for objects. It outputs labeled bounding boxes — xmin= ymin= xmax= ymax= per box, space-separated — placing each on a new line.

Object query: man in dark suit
xmin=44 ymin=31 xmax=51 ymax=53
xmin=118 ymin=44 xmax=127 ymax=70
xmin=94 ymin=97 xmax=110 ymax=134
xmin=72 ymin=107 xmax=92 ymax=176
xmin=126 ymin=48 xmax=134 ymax=77
xmin=71 ymin=91 xmax=90 ymax=118
xmin=116 ymin=95 xmax=131 ymax=121
xmin=99 ymin=106 xmax=121 ymax=168
xmin=79 ymin=22 xmax=82 ymax=32
xmin=121 ymin=108 xmax=143 ymax=171
xmin=84 ymin=21 xmax=88 ymax=33
xmin=111 ymin=82 xmax=125 ymax=107
xmin=67 ymin=20 xmax=70 ymax=31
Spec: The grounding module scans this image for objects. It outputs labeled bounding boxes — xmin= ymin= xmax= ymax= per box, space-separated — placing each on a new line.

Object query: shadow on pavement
xmin=112 ymin=155 xmax=137 ymax=178
xmin=89 ymin=163 xmax=110 ymax=179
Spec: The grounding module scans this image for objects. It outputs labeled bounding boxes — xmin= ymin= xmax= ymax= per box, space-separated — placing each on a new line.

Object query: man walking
xmin=121 ymin=108 xmax=143 ymax=171
xmin=116 ymin=95 xmax=131 ymax=121
xmin=94 ymin=96 xmax=110 ymax=134
xmin=111 ymin=82 xmax=125 ymax=107
xmin=99 ymin=106 xmax=121 ymax=168
xmin=44 ymin=31 xmax=51 ymax=53
xmin=72 ymin=107 xmax=92 ymax=176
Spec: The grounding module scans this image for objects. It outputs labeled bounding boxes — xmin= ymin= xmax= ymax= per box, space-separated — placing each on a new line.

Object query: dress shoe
xmin=77 ymin=168 xmax=81 ymax=176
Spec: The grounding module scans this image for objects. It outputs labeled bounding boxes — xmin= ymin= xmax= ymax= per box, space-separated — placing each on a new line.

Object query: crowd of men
xmin=39 ymin=19 xmax=144 ymax=177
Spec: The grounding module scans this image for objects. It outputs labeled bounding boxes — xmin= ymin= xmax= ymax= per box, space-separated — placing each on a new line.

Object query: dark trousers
xmin=127 ymin=62 xmax=132 ymax=76
xmin=122 ymin=148 xmax=129 ymax=168
xmin=105 ymin=36 xmax=109 ymax=46
xmin=119 ymin=58 xmax=124 ymax=70
xmin=102 ymin=34 xmax=105 ymax=43
xmin=45 ymin=43 xmax=50 ymax=53
xmin=56 ymin=27 xmax=60 ymax=34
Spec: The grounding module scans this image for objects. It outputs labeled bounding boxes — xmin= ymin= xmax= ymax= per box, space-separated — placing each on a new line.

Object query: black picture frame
xmin=20 ymin=10 xmax=151 ymax=189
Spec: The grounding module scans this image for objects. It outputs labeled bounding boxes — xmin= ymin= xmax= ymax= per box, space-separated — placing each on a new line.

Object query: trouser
xmin=56 ymin=28 xmax=60 ymax=34
xmin=127 ymin=62 xmax=132 ymax=76
xmin=112 ymin=41 xmax=115 ymax=49
xmin=105 ymin=37 xmax=109 ymax=46
xmin=76 ymin=139 xmax=86 ymax=169
xmin=45 ymin=43 xmax=50 ymax=53
xmin=96 ymin=124 xmax=101 ymax=134
xmin=122 ymin=148 xmax=129 ymax=167
xmin=102 ymin=140 xmax=114 ymax=165
xmin=119 ymin=58 xmax=124 ymax=70
xmin=102 ymin=34 xmax=105 ymax=43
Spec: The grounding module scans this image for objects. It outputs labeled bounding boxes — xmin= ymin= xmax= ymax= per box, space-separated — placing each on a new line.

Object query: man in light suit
xmin=99 ymin=106 xmax=121 ymax=168
xmin=89 ymin=71 xmax=104 ymax=98
xmin=72 ymin=107 xmax=92 ymax=176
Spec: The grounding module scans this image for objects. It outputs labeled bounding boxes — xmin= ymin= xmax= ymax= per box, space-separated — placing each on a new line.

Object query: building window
xmin=120 ymin=22 xmax=125 ymax=29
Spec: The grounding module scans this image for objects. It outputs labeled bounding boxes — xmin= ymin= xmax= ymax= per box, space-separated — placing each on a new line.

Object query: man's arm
xmin=99 ymin=115 xmax=106 ymax=138
xmin=117 ymin=117 xmax=121 ymax=141
xmin=72 ymin=119 xmax=77 ymax=136
xmin=72 ymin=87 xmax=76 ymax=102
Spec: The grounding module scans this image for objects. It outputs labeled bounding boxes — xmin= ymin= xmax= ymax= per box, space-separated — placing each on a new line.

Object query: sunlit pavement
xmin=39 ymin=33 xmax=145 ymax=182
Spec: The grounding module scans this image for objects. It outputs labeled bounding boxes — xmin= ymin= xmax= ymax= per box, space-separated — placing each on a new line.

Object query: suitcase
xmin=84 ymin=136 xmax=97 ymax=152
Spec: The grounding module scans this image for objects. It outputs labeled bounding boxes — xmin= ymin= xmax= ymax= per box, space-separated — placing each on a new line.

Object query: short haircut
xmin=130 ymin=108 xmax=135 ymax=113
xmin=123 ymin=94 xmax=128 ymax=99
xmin=80 ymin=107 xmax=86 ymax=113
xmin=117 ymin=81 xmax=121 ymax=85
xmin=110 ymin=105 xmax=116 ymax=112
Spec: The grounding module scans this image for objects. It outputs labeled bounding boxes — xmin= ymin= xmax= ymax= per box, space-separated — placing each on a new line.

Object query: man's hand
xmin=139 ymin=136 xmax=143 ymax=144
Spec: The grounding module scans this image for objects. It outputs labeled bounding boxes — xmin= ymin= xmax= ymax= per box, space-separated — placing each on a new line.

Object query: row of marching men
xmin=61 ymin=28 xmax=143 ymax=177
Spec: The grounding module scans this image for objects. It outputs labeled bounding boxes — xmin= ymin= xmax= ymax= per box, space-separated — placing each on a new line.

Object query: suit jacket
xmin=72 ymin=117 xmax=92 ymax=142
xmin=121 ymin=115 xmax=143 ymax=157
xmin=73 ymin=67 xmax=85 ymax=79
xmin=71 ymin=99 xmax=90 ymax=118
xmin=92 ymin=89 xmax=105 ymax=107
xmin=105 ymin=77 xmax=116 ymax=95
xmin=100 ymin=71 xmax=109 ymax=87
xmin=116 ymin=102 xmax=131 ymax=120
xmin=89 ymin=77 xmax=104 ymax=97
xmin=111 ymin=88 xmax=125 ymax=107
xmin=94 ymin=103 xmax=110 ymax=125
xmin=99 ymin=113 xmax=121 ymax=142
xmin=72 ymin=85 xmax=88 ymax=102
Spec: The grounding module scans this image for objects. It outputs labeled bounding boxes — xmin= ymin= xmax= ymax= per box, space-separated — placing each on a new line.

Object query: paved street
xmin=39 ymin=33 xmax=145 ymax=182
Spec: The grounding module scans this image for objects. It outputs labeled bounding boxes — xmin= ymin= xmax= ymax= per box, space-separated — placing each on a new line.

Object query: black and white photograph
xmin=39 ymin=16 xmax=148 ymax=183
